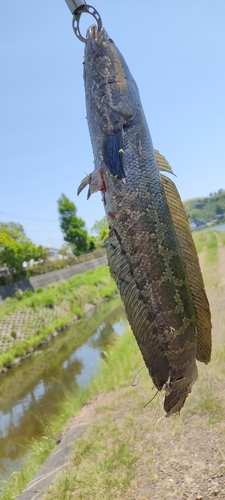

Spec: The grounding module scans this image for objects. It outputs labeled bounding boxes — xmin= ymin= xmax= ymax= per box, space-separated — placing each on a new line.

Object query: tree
xmin=58 ymin=244 xmax=72 ymax=259
xmin=0 ymin=222 xmax=28 ymax=243
xmin=87 ymin=236 xmax=97 ymax=252
xmin=0 ymin=223 xmax=48 ymax=271
xmin=215 ymin=204 xmax=223 ymax=215
xmin=57 ymin=194 xmax=88 ymax=255
xmin=92 ymin=217 xmax=109 ymax=247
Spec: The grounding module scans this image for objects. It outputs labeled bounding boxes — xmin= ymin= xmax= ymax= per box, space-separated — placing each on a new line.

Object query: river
xmin=193 ymin=223 xmax=225 ymax=233
xmin=0 ymin=296 xmax=127 ymax=483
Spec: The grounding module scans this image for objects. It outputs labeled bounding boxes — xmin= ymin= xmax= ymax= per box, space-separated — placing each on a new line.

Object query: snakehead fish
xmin=78 ymin=26 xmax=212 ymax=415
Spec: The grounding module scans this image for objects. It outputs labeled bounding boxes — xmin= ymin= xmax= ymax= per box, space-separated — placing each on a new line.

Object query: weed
xmin=14 ymin=291 xmax=23 ymax=301
xmin=43 ymin=297 xmax=55 ymax=309
xmin=11 ymin=331 xmax=17 ymax=339
xmin=23 ymin=289 xmax=34 ymax=298
xmin=72 ymin=306 xmax=83 ymax=318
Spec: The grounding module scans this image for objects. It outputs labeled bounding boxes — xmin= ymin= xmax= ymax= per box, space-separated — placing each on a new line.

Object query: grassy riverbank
xmin=1 ymin=323 xmax=139 ymax=500
xmin=0 ymin=265 xmax=117 ymax=372
xmin=2 ymin=231 xmax=225 ymax=499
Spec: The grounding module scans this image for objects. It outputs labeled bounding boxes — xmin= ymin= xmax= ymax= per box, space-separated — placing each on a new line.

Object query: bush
xmin=0 ymin=274 xmax=13 ymax=286
xmin=43 ymin=296 xmax=54 ymax=309
xmin=14 ymin=291 xmax=23 ymax=301
xmin=23 ymin=289 xmax=34 ymax=298
xmin=53 ymin=262 xmax=64 ymax=270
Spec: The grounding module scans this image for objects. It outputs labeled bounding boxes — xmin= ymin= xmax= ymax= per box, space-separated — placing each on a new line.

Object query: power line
xmin=0 ymin=212 xmax=58 ymax=222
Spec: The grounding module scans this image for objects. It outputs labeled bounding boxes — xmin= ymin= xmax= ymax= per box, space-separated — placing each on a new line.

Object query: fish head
xmin=84 ymin=25 xmax=122 ymax=86
xmin=84 ymin=25 xmax=139 ymax=128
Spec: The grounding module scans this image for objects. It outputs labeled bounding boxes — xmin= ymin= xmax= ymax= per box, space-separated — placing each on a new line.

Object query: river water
xmin=193 ymin=223 xmax=225 ymax=233
xmin=0 ymin=297 xmax=127 ymax=482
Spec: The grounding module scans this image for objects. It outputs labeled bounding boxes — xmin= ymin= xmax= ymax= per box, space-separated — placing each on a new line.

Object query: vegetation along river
xmin=0 ymin=296 xmax=127 ymax=482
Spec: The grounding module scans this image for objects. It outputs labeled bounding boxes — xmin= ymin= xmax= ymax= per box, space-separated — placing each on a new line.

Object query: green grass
xmin=193 ymin=230 xmax=219 ymax=265
xmin=204 ymin=232 xmax=218 ymax=265
xmin=46 ymin=419 xmax=139 ymax=500
xmin=193 ymin=230 xmax=222 ymax=286
xmin=182 ymin=374 xmax=225 ymax=425
xmin=193 ymin=231 xmax=208 ymax=254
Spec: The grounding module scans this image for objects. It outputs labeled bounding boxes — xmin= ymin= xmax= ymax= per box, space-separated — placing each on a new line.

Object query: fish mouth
xmin=87 ymin=24 xmax=102 ymax=52
xmin=86 ymin=25 xmax=109 ymax=52
xmin=90 ymin=25 xmax=99 ymax=51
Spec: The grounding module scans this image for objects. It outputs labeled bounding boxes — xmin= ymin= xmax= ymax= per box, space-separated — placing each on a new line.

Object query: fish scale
xmin=78 ymin=25 xmax=211 ymax=415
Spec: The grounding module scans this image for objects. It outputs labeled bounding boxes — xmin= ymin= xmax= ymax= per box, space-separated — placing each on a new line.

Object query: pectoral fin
xmin=161 ymin=174 xmax=212 ymax=364
xmin=77 ymin=168 xmax=106 ymax=199
xmin=103 ymin=132 xmax=126 ymax=180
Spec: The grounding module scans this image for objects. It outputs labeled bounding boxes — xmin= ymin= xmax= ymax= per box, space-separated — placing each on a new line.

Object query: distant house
xmin=22 ymin=257 xmax=44 ymax=269
xmin=48 ymin=247 xmax=60 ymax=257
xmin=47 ymin=247 xmax=64 ymax=262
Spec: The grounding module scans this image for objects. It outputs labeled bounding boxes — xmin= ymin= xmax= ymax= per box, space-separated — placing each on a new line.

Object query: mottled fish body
xmin=78 ymin=26 xmax=211 ymax=415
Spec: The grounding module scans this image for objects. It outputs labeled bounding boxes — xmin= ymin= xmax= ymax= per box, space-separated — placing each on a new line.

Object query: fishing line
xmin=131 ymin=366 xmax=146 ymax=387
xmin=144 ymin=390 xmax=159 ymax=408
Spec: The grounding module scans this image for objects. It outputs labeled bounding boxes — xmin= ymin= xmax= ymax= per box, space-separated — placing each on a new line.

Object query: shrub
xmin=0 ymin=274 xmax=13 ymax=286
xmin=23 ymin=289 xmax=34 ymax=298
xmin=43 ymin=297 xmax=54 ymax=309
xmin=14 ymin=291 xmax=23 ymax=301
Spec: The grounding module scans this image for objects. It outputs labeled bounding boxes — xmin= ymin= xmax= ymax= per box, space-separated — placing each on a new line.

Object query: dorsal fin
xmin=161 ymin=174 xmax=212 ymax=364
xmin=155 ymin=150 xmax=176 ymax=176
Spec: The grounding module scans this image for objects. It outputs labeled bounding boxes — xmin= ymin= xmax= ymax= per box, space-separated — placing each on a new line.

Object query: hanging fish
xmin=78 ymin=26 xmax=211 ymax=415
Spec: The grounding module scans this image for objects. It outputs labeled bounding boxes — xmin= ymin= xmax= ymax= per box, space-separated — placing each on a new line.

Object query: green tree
xmin=57 ymin=194 xmax=88 ymax=255
xmin=215 ymin=204 xmax=223 ymax=215
xmin=87 ymin=236 xmax=97 ymax=252
xmin=0 ymin=224 xmax=48 ymax=271
xmin=0 ymin=222 xmax=28 ymax=243
xmin=92 ymin=217 xmax=109 ymax=247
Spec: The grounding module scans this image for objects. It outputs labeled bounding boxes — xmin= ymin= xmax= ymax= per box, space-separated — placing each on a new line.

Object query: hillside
xmin=183 ymin=188 xmax=225 ymax=225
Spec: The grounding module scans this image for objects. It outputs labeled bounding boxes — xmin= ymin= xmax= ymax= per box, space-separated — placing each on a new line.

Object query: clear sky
xmin=1 ymin=1 xmax=224 ymax=248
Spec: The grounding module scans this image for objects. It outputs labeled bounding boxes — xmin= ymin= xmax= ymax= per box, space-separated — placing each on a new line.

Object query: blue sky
xmin=1 ymin=1 xmax=224 ymax=248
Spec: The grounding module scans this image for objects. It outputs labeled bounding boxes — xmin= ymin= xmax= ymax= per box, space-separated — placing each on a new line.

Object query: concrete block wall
xmin=0 ymin=256 xmax=108 ymax=305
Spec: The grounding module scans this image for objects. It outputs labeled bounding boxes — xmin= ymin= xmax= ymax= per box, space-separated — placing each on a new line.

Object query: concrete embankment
xmin=0 ymin=255 xmax=107 ymax=305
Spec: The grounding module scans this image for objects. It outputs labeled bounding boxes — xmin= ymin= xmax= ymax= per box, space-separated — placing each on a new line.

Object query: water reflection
xmin=0 ymin=297 xmax=127 ymax=480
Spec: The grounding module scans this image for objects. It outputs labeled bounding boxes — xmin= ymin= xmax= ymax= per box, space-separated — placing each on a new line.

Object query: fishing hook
xmin=64 ymin=0 xmax=102 ymax=43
